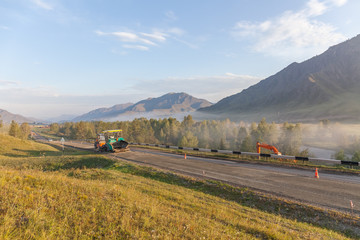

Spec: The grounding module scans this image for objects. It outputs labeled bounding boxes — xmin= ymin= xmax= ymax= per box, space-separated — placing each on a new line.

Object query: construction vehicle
xmin=94 ymin=129 xmax=129 ymax=153
xmin=256 ymin=142 xmax=281 ymax=155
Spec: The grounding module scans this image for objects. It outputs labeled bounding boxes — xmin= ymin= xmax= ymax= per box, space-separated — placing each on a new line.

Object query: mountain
xmin=46 ymin=114 xmax=78 ymax=123
xmin=0 ymin=109 xmax=34 ymax=123
xmin=73 ymin=93 xmax=212 ymax=121
xmin=198 ymin=34 xmax=360 ymax=122
xmin=73 ymin=103 xmax=133 ymax=122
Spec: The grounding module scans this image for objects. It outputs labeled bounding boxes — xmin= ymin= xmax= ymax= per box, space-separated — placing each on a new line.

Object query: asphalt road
xmin=58 ymin=140 xmax=360 ymax=214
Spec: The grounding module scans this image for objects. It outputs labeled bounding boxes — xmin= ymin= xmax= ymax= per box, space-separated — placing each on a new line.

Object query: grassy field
xmin=0 ymin=135 xmax=359 ymax=239
xmin=0 ymin=133 xmax=59 ymax=158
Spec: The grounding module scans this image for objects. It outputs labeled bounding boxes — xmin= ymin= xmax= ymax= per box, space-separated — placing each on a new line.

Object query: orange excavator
xmin=256 ymin=142 xmax=281 ymax=155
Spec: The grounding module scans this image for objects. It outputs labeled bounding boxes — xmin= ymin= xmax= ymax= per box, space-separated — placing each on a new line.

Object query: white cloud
xmin=122 ymin=45 xmax=149 ymax=51
xmin=232 ymin=0 xmax=347 ymax=58
xmin=140 ymin=31 xmax=167 ymax=42
xmin=96 ymin=27 xmax=191 ymax=51
xmin=306 ymin=0 xmax=327 ymax=16
xmin=31 ymin=0 xmax=53 ymax=10
xmin=96 ymin=31 xmax=157 ymax=46
xmin=332 ymin=0 xmax=347 ymax=6
xmin=0 ymin=26 xmax=9 ymax=30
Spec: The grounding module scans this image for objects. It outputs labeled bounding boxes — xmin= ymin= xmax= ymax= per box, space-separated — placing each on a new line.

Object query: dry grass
xmin=0 ymin=166 xmax=355 ymax=239
xmin=0 ymin=137 xmax=358 ymax=239
xmin=0 ymin=134 xmax=59 ymax=158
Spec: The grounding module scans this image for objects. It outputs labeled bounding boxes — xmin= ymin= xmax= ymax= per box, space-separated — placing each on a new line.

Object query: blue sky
xmin=0 ymin=0 xmax=359 ymax=119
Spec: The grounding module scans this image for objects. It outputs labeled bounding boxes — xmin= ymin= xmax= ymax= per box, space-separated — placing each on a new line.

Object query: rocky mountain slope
xmin=73 ymin=93 xmax=212 ymax=122
xmin=198 ymin=34 xmax=360 ymax=122
xmin=73 ymin=103 xmax=133 ymax=122
xmin=0 ymin=109 xmax=34 ymax=123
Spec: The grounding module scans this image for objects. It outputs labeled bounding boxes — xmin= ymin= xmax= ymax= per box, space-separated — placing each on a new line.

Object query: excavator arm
xmin=256 ymin=142 xmax=281 ymax=155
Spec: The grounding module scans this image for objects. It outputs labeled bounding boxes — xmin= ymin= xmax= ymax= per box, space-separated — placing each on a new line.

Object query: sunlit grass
xmin=0 ymin=138 xmax=358 ymax=239
xmin=0 ymin=166 xmax=356 ymax=239
xmin=0 ymin=134 xmax=59 ymax=158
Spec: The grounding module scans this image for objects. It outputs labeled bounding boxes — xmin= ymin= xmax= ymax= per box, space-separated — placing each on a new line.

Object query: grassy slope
xmin=0 ymin=161 xmax=355 ymax=239
xmin=0 ymin=134 xmax=59 ymax=158
xmin=0 ymin=138 xmax=359 ymax=239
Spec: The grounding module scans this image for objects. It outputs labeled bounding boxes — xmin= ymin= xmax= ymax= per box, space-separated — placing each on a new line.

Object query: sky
xmin=0 ymin=0 xmax=359 ymax=119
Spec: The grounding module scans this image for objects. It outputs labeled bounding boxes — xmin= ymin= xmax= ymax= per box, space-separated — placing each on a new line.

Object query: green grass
xmin=0 ymin=134 xmax=59 ymax=158
xmin=0 ymin=134 xmax=90 ymax=159
xmin=0 ymin=159 xmax=358 ymax=239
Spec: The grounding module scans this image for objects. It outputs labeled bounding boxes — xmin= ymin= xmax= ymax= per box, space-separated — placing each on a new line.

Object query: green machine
xmin=94 ymin=129 xmax=129 ymax=153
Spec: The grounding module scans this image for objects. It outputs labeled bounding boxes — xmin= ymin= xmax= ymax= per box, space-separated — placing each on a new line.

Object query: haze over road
xmin=57 ymin=140 xmax=360 ymax=214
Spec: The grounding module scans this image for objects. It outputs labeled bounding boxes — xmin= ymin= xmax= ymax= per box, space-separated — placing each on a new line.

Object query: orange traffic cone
xmin=314 ymin=168 xmax=319 ymax=179
xmin=184 ymin=153 xmax=187 ymax=159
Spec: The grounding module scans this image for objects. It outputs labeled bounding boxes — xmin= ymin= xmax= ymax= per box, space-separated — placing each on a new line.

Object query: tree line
xmin=3 ymin=120 xmax=31 ymax=140
xmin=48 ymin=116 xmax=307 ymax=156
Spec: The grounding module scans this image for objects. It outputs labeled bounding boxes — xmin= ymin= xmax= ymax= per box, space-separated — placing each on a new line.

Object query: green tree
xmin=333 ymin=150 xmax=348 ymax=161
xmin=241 ymin=135 xmax=254 ymax=152
xmin=196 ymin=120 xmax=210 ymax=148
xmin=250 ymin=122 xmax=261 ymax=143
xmin=181 ymin=115 xmax=194 ymax=131
xmin=178 ymin=131 xmax=198 ymax=148
xmin=20 ymin=122 xmax=31 ymax=140
xmin=50 ymin=123 xmax=60 ymax=134
xmin=9 ymin=120 xmax=21 ymax=138
xmin=75 ymin=121 xmax=88 ymax=139
xmin=219 ymin=138 xmax=227 ymax=149
xmin=351 ymin=151 xmax=360 ymax=162
xmin=61 ymin=122 xmax=72 ymax=137
xmin=278 ymin=122 xmax=303 ymax=155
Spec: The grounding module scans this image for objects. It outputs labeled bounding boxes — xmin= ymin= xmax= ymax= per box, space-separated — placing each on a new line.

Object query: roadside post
xmin=61 ymin=137 xmax=65 ymax=155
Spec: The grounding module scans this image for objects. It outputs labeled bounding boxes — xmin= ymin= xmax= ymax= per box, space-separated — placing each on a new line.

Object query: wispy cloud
xmin=95 ymin=31 xmax=157 ymax=45
xmin=167 ymin=27 xmax=185 ymax=36
xmin=332 ymin=0 xmax=347 ymax=7
xmin=122 ymin=45 xmax=149 ymax=51
xmin=96 ymin=27 xmax=191 ymax=51
xmin=232 ymin=0 xmax=347 ymax=58
xmin=31 ymin=0 xmax=53 ymax=10
xmin=0 ymin=26 xmax=9 ymax=30
xmin=165 ymin=11 xmax=177 ymax=21
xmin=140 ymin=31 xmax=167 ymax=42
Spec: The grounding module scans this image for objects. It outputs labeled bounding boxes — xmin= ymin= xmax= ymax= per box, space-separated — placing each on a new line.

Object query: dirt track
xmin=60 ymin=140 xmax=360 ymax=214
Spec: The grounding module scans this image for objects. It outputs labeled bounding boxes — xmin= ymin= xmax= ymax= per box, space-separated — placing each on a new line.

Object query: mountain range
xmin=197 ymin=34 xmax=360 ymax=122
xmin=73 ymin=92 xmax=212 ymax=122
xmin=0 ymin=109 xmax=35 ymax=123
xmin=3 ymin=34 xmax=360 ymax=124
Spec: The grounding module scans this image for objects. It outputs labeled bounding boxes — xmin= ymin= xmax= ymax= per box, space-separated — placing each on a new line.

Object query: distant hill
xmin=73 ymin=93 xmax=212 ymax=122
xmin=72 ymin=103 xmax=133 ymax=122
xmin=46 ymin=114 xmax=78 ymax=123
xmin=198 ymin=34 xmax=360 ymax=122
xmin=0 ymin=109 xmax=34 ymax=123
